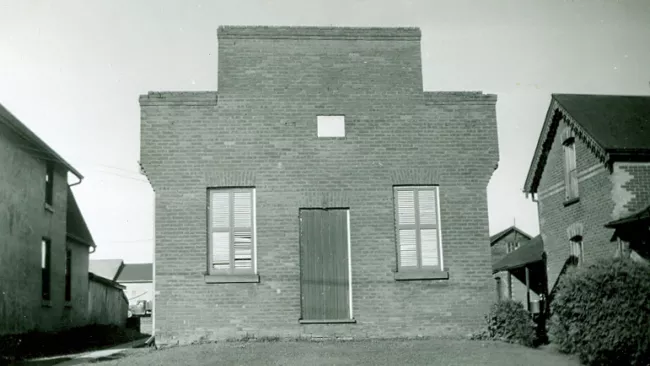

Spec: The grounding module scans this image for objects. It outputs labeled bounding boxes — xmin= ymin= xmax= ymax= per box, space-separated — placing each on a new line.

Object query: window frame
xmin=562 ymin=129 xmax=579 ymax=203
xmin=316 ymin=115 xmax=346 ymax=138
xmin=45 ymin=162 xmax=54 ymax=207
xmin=42 ymin=238 xmax=52 ymax=301
xmin=393 ymin=185 xmax=445 ymax=275
xmin=570 ymin=238 xmax=584 ymax=266
xmin=65 ymin=248 xmax=72 ymax=303
xmin=206 ymin=187 xmax=257 ymax=277
xmin=506 ymin=242 xmax=520 ymax=254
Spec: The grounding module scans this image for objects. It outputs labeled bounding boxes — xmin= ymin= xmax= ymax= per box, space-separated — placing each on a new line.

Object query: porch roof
xmin=492 ymin=235 xmax=544 ymax=274
xmin=604 ymin=204 xmax=650 ymax=228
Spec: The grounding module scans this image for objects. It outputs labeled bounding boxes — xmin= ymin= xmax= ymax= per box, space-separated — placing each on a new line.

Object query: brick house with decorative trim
xmin=522 ymin=94 xmax=650 ymax=298
xmin=139 ymin=26 xmax=500 ymax=345
xmin=489 ymin=226 xmax=535 ymax=303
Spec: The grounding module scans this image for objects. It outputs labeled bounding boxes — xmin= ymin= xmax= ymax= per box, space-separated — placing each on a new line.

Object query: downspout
xmin=68 ymin=173 xmax=94 ymax=253
xmin=524 ymin=191 xmax=539 ymax=203
xmin=146 ymin=190 xmax=156 ymax=347
xmin=69 ymin=175 xmax=83 ymax=187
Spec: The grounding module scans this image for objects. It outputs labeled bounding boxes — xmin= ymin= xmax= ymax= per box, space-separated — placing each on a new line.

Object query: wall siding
xmin=140 ymin=28 xmax=499 ymax=345
xmin=0 ymin=122 xmax=85 ymax=335
xmin=87 ymin=277 xmax=128 ymax=328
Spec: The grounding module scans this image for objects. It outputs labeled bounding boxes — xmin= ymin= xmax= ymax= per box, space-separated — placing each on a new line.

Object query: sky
xmin=1 ymin=0 xmax=649 ymax=264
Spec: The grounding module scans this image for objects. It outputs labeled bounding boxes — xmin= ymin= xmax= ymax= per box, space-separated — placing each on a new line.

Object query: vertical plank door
xmin=299 ymin=209 xmax=350 ymax=321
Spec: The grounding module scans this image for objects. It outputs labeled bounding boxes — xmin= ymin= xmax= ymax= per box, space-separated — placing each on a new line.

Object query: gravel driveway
xmin=72 ymin=339 xmax=581 ymax=366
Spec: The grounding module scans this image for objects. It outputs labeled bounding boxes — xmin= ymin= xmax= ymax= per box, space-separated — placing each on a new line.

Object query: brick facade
xmin=613 ymin=163 xmax=650 ymax=216
xmin=530 ymin=106 xmax=650 ymax=295
xmin=140 ymin=26 xmax=499 ymax=345
xmin=0 ymin=120 xmax=89 ymax=335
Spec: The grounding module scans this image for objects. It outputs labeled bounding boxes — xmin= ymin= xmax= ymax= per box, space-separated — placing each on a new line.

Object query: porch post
xmin=525 ymin=266 xmax=531 ymax=313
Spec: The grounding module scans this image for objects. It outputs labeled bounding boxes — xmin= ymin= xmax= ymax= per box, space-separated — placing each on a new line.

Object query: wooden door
xmin=299 ymin=209 xmax=351 ymax=322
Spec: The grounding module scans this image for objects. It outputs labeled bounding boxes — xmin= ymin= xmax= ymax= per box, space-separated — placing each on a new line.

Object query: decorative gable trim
xmin=523 ymin=97 xmax=610 ymax=194
xmin=557 ymin=100 xmax=608 ymax=164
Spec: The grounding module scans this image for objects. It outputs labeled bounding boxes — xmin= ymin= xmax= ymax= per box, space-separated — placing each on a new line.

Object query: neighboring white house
xmin=89 ymin=259 xmax=125 ymax=281
xmin=116 ymin=263 xmax=153 ymax=305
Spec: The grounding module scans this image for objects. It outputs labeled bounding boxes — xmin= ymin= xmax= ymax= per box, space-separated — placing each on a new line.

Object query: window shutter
xmin=396 ymin=190 xmax=416 ymax=225
xmin=212 ymin=232 xmax=230 ymax=270
xmin=233 ymin=192 xmax=253 ymax=270
xmin=418 ymin=190 xmax=437 ymax=226
xmin=208 ymin=188 xmax=256 ymax=274
xmin=420 ymin=229 xmax=439 ymax=267
xmin=398 ymin=229 xmax=417 ymax=267
xmin=234 ymin=231 xmax=252 ymax=269
xmin=233 ymin=192 xmax=252 ymax=228
xmin=211 ymin=192 xmax=230 ymax=228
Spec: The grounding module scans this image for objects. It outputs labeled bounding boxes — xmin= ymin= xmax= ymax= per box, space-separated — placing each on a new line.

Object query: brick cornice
xmin=139 ymin=92 xmax=218 ymax=106
xmin=217 ymin=26 xmax=421 ymax=41
xmin=424 ymin=92 xmax=497 ymax=105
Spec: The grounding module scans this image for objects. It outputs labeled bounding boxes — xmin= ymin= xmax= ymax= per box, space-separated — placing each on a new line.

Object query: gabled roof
xmin=490 ymin=226 xmax=533 ymax=246
xmin=0 ymin=102 xmax=83 ymax=180
xmin=117 ymin=263 xmax=153 ymax=283
xmin=66 ymin=187 xmax=95 ymax=248
xmin=523 ymin=94 xmax=650 ymax=194
xmin=492 ymin=235 xmax=544 ymax=273
xmin=89 ymin=259 xmax=125 ymax=281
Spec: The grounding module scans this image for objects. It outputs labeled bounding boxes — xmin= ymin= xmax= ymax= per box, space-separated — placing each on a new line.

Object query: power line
xmin=5 ymin=141 xmax=150 ymax=184
xmin=10 ymin=140 xmax=145 ymax=177
xmin=108 ymin=238 xmax=154 ymax=244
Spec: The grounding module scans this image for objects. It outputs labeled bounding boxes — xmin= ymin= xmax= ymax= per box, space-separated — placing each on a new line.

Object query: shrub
xmin=472 ymin=299 xmax=537 ymax=347
xmin=549 ymin=257 xmax=650 ymax=365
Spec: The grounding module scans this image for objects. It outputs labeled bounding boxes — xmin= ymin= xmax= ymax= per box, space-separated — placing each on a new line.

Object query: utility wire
xmin=7 ymin=141 xmax=150 ymax=184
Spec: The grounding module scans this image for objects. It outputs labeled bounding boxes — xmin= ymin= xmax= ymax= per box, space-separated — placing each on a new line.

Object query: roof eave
xmin=0 ymin=104 xmax=84 ymax=181
xmin=523 ymin=97 xmax=559 ymax=194
xmin=66 ymin=233 xmax=96 ymax=248
xmin=524 ymin=95 xmax=615 ymax=194
xmin=607 ymin=149 xmax=650 ymax=162
xmin=490 ymin=226 xmax=534 ymax=246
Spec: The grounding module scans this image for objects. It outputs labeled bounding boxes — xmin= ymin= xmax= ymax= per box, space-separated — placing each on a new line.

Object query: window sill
xmin=64 ymin=302 xmax=72 ymax=308
xmin=41 ymin=299 xmax=52 ymax=308
xmin=44 ymin=203 xmax=54 ymax=213
xmin=563 ymin=197 xmax=580 ymax=207
xmin=299 ymin=318 xmax=357 ymax=324
xmin=394 ymin=270 xmax=450 ymax=281
xmin=204 ymin=274 xmax=260 ymax=284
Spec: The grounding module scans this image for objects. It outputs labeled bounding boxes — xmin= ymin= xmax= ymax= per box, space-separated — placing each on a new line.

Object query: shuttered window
xmin=394 ymin=186 xmax=443 ymax=271
xmin=208 ymin=188 xmax=256 ymax=274
xmin=42 ymin=238 xmax=51 ymax=300
xmin=65 ymin=249 xmax=72 ymax=302
xmin=569 ymin=238 xmax=584 ymax=266
xmin=562 ymin=128 xmax=579 ymax=201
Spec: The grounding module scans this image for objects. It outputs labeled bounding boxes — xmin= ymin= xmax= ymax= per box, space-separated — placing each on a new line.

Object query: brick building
xmin=605 ymin=204 xmax=650 ymax=263
xmin=523 ymin=94 xmax=650 ymax=298
xmin=0 ymin=102 xmax=96 ymax=335
xmin=489 ymin=226 xmax=534 ymax=303
xmin=139 ymin=26 xmax=500 ymax=345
